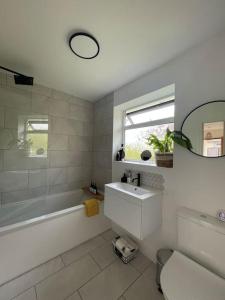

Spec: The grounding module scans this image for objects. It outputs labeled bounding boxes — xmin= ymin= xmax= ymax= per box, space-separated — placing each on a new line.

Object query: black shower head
xmin=0 ymin=66 xmax=34 ymax=86
xmin=14 ymin=74 xmax=33 ymax=85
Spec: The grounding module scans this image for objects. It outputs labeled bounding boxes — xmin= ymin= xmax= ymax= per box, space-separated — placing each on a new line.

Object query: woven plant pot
xmin=155 ymin=153 xmax=173 ymax=168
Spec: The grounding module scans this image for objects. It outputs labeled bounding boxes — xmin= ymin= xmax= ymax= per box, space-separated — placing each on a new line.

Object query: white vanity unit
xmin=104 ymin=182 xmax=162 ymax=240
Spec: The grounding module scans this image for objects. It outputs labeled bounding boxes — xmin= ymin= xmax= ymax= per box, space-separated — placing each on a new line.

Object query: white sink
xmin=105 ymin=182 xmax=156 ymax=200
xmin=104 ymin=182 xmax=162 ymax=240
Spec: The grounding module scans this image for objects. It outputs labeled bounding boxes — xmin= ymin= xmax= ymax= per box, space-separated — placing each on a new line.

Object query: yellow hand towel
xmin=83 ymin=198 xmax=99 ymax=217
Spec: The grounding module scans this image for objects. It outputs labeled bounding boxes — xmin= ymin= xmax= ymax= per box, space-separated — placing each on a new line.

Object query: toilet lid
xmin=161 ymin=251 xmax=225 ymax=300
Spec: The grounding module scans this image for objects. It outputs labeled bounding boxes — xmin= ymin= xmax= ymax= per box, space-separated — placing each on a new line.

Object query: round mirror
xmin=181 ymin=100 xmax=225 ymax=157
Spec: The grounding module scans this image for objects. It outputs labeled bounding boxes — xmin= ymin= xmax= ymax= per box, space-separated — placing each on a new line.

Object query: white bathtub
xmin=0 ymin=190 xmax=110 ymax=285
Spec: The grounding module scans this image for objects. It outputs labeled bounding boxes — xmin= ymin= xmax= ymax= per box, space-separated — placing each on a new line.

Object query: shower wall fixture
xmin=0 ymin=66 xmax=33 ymax=85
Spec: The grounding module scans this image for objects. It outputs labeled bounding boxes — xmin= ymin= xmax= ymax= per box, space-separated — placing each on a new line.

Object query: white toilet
xmin=161 ymin=207 xmax=225 ymax=300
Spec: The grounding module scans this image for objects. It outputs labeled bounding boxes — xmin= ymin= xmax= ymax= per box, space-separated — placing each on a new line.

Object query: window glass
xmin=126 ymin=102 xmax=174 ymax=126
xmin=124 ymin=100 xmax=175 ymax=162
xmin=125 ymin=123 xmax=174 ymax=161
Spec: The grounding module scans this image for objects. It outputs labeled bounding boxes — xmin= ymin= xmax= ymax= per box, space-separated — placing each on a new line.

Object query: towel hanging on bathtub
xmin=83 ymin=198 xmax=99 ymax=217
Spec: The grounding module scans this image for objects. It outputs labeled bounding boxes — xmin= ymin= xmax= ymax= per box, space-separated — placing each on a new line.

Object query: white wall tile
xmin=47 ymin=167 xmax=67 ymax=185
xmin=51 ymin=117 xmax=83 ymax=135
xmin=31 ymin=84 xmax=52 ymax=97
xmin=82 ymin=122 xmax=94 ymax=137
xmin=51 ymin=89 xmax=70 ymax=101
xmin=94 ymin=117 xmax=113 ymax=136
xmin=31 ymin=94 xmax=50 ymax=114
xmin=0 ymin=129 xmax=17 ymax=150
xmin=4 ymin=108 xmax=20 ymax=129
xmin=2 ymin=186 xmax=48 ymax=204
xmin=69 ymin=104 xmax=93 ymax=122
xmin=0 ymin=170 xmax=28 ymax=192
xmin=68 ymin=136 xmax=92 ymax=151
xmin=49 ymin=98 xmax=69 ymax=117
xmin=48 ymin=134 xmax=68 ymax=151
xmin=68 ymin=95 xmax=93 ymax=109
xmin=93 ymin=135 xmax=112 ymax=152
xmin=0 ymin=87 xmax=31 ymax=110
xmin=67 ymin=166 xmax=91 ymax=183
xmin=0 ymin=150 xmax=3 ymax=171
xmin=49 ymin=151 xmax=82 ymax=168
xmin=4 ymin=150 xmax=49 ymax=170
xmin=0 ymin=83 xmax=94 ymax=204
xmin=28 ymin=169 xmax=47 ymax=188
xmin=0 ymin=106 xmax=4 ymax=128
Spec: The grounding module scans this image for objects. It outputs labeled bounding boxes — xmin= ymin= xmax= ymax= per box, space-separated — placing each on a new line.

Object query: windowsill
xmin=113 ymin=160 xmax=173 ymax=173
xmin=114 ymin=160 xmax=157 ymax=167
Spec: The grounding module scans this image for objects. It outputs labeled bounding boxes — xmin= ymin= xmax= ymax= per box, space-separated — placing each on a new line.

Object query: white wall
xmin=112 ymin=31 xmax=225 ymax=261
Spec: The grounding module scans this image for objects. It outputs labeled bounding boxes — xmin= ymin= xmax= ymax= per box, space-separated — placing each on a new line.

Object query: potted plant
xmin=146 ymin=129 xmax=192 ymax=168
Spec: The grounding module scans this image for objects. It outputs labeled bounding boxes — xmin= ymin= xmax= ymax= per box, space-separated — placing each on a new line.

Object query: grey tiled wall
xmin=0 ymin=73 xmax=94 ymax=205
xmin=92 ymin=94 xmax=113 ymax=190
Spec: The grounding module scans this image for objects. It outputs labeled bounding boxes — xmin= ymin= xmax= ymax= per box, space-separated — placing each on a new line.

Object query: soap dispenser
xmin=121 ymin=173 xmax=127 ymax=183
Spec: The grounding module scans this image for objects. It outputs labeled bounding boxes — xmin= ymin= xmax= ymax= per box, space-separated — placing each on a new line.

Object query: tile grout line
xmin=60 ymin=254 xmax=66 ymax=267
xmin=118 ymin=270 xmax=143 ymax=299
xmin=63 ymin=254 xmax=102 ymax=300
xmin=0 ymin=255 xmax=63 ymax=288
xmin=9 ymin=286 xmax=36 ymax=300
xmin=35 ymin=253 xmax=102 ymax=299
xmin=77 ymin=289 xmax=84 ymax=300
xmin=2 ymin=231 xmax=114 ymax=299
xmin=0 ymin=232 xmax=109 ymax=289
xmin=88 ymin=252 xmax=102 ymax=270
xmin=34 ymin=285 xmax=38 ymax=300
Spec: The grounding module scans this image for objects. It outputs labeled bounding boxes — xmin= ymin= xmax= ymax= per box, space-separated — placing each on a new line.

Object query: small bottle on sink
xmin=127 ymin=170 xmax=132 ymax=184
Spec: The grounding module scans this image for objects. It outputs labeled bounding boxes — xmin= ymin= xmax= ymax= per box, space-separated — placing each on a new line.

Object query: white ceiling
xmin=1 ymin=0 xmax=225 ymax=101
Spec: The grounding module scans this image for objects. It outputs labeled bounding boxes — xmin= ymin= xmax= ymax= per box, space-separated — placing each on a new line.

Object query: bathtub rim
xmin=0 ymin=203 xmax=85 ymax=237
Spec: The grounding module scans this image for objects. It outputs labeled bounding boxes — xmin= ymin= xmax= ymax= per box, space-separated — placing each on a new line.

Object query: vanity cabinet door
xmin=104 ymin=190 xmax=142 ymax=239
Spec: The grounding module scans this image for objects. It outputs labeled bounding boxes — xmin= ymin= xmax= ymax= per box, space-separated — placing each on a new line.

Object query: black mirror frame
xmin=181 ymin=100 xmax=225 ymax=158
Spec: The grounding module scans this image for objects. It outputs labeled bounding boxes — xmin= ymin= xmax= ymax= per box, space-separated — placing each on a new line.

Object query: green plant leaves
xmin=146 ymin=129 xmax=192 ymax=153
xmin=170 ymin=131 xmax=192 ymax=150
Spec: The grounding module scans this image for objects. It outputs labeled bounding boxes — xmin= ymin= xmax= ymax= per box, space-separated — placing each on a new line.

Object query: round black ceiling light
xmin=69 ymin=32 xmax=100 ymax=59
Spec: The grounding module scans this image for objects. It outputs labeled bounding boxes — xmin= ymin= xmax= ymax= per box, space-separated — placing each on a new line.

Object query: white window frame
xmin=123 ymin=98 xmax=175 ymax=162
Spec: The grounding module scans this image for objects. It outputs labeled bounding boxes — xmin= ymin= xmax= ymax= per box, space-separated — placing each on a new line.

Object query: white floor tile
xmin=123 ymin=267 xmax=164 ymax=300
xmin=79 ymin=259 xmax=140 ymax=300
xmin=130 ymin=253 xmax=154 ymax=274
xmin=90 ymin=241 xmax=117 ymax=269
xmin=12 ymin=288 xmax=36 ymax=300
xmin=36 ymin=255 xmax=100 ymax=300
xmin=101 ymin=229 xmax=118 ymax=241
xmin=66 ymin=291 xmax=82 ymax=300
xmin=61 ymin=235 xmax=105 ymax=266
xmin=0 ymin=256 xmax=63 ymax=300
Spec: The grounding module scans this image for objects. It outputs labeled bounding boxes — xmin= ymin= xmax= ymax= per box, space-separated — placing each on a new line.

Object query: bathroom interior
xmin=0 ymin=1 xmax=225 ymax=300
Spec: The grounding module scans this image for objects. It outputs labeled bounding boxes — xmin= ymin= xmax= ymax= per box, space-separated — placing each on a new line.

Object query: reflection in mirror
xmin=203 ymin=122 xmax=224 ymax=156
xmin=18 ymin=115 xmax=48 ymax=157
xmin=181 ymin=101 xmax=225 ymax=157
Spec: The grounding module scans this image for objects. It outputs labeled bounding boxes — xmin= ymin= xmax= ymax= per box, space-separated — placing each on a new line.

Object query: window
xmin=124 ymin=98 xmax=175 ymax=162
xmin=18 ymin=115 xmax=48 ymax=157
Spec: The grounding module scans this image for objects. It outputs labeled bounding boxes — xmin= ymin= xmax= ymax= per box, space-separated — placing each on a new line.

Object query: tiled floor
xmin=0 ymin=230 xmax=164 ymax=300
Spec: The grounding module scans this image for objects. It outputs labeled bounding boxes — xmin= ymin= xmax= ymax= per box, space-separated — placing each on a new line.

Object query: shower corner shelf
xmin=82 ymin=187 xmax=104 ymax=201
